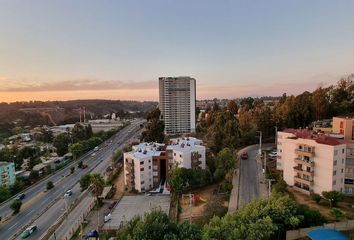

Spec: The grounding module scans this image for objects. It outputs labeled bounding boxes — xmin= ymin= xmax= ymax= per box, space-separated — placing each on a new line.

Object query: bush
xmin=272 ymin=179 xmax=288 ymax=193
xmin=46 ymin=181 xmax=54 ymax=190
xmin=322 ymin=191 xmax=344 ymax=207
xmin=10 ymin=200 xmax=22 ymax=214
xmin=297 ymin=204 xmax=326 ymax=227
xmin=330 ymin=208 xmax=343 ymax=221
xmin=310 ymin=193 xmax=321 ymax=204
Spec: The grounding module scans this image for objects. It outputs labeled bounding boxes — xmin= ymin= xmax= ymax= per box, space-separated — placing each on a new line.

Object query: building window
xmin=149 ymin=166 xmax=151 ymax=169
xmin=140 ymin=161 xmax=144 ymax=165
xmin=180 ymin=154 xmax=182 ymax=158
xmin=340 ymin=121 xmax=343 ymax=128
xmin=342 ymin=159 xmax=345 ymax=164
xmin=141 ymin=181 xmax=145 ymax=184
xmin=334 ymin=150 xmax=338 ymax=156
xmin=341 ymin=168 xmax=344 ymax=173
xmin=334 ymin=160 xmax=337 ymax=166
xmin=333 ymin=180 xmax=336 ymax=185
xmin=333 ymin=170 xmax=336 ymax=176
xmin=140 ymin=167 xmax=144 ymax=171
xmin=342 ymin=149 xmax=345 ymax=154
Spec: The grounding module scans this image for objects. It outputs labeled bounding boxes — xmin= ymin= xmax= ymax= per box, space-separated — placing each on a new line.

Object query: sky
xmin=0 ymin=0 xmax=354 ymax=102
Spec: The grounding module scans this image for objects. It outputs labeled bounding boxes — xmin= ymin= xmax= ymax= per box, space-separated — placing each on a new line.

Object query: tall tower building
xmin=159 ymin=76 xmax=196 ymax=135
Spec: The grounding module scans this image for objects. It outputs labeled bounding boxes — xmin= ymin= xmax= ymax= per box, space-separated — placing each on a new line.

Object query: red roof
xmin=282 ymin=128 xmax=344 ymax=146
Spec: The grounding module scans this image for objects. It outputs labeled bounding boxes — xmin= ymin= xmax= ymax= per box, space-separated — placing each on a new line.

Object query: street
xmin=238 ymin=145 xmax=261 ymax=207
xmin=0 ymin=119 xmax=144 ymax=240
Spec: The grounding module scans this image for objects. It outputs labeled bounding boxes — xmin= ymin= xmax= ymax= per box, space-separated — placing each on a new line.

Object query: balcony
xmin=125 ymin=162 xmax=134 ymax=172
xmin=294 ymin=176 xmax=313 ymax=185
xmin=293 ymin=185 xmax=311 ymax=195
xmin=295 ymin=148 xmax=315 ymax=157
xmin=126 ymin=172 xmax=134 ymax=178
xmin=293 ymin=166 xmax=314 ymax=177
xmin=294 ymin=158 xmax=315 ymax=167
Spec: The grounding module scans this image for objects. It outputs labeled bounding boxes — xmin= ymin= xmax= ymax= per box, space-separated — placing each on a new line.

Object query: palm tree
xmin=90 ymin=173 xmax=105 ymax=201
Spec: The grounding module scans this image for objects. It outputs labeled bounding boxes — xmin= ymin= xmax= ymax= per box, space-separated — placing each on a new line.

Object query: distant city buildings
xmin=124 ymin=137 xmax=206 ymax=192
xmin=277 ymin=115 xmax=354 ymax=196
xmin=159 ymin=77 xmax=196 ymax=135
xmin=0 ymin=162 xmax=16 ymax=187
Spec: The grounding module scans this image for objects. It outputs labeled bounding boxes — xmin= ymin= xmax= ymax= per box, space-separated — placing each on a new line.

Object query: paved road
xmin=0 ymin=119 xmax=144 ymax=240
xmin=51 ymin=127 xmax=144 ymax=240
xmin=238 ymin=145 xmax=261 ymax=207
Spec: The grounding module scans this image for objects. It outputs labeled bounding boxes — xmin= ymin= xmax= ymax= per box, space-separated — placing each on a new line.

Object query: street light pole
xmin=263 ymin=151 xmax=267 ymax=175
xmin=265 ymin=179 xmax=275 ymax=199
xmin=257 ymin=131 xmax=262 ymax=155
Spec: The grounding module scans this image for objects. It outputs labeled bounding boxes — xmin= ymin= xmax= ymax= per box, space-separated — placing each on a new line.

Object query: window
xmin=140 ymin=167 xmax=144 ymax=171
xmin=341 ymin=168 xmax=344 ymax=173
xmin=149 ymin=166 xmax=151 ymax=169
xmin=334 ymin=160 xmax=337 ymax=166
xmin=140 ymin=161 xmax=144 ymax=165
xmin=340 ymin=121 xmax=343 ymax=128
xmin=141 ymin=181 xmax=145 ymax=184
xmin=333 ymin=170 xmax=336 ymax=176
xmin=174 ymin=153 xmax=176 ymax=156
xmin=342 ymin=159 xmax=345 ymax=164
xmin=180 ymin=154 xmax=182 ymax=158
xmin=342 ymin=149 xmax=345 ymax=154
xmin=334 ymin=150 xmax=338 ymax=156
xmin=333 ymin=180 xmax=336 ymax=185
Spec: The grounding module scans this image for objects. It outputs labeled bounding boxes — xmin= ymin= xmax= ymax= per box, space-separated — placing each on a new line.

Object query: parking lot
xmin=101 ymin=195 xmax=170 ymax=230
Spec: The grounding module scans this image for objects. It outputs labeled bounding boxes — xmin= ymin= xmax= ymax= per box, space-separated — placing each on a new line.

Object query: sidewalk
xmin=228 ymin=168 xmax=239 ymax=214
xmin=256 ymin=153 xmax=268 ymax=199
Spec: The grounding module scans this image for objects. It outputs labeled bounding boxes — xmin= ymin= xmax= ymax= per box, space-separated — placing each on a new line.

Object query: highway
xmin=0 ymin=119 xmax=144 ymax=240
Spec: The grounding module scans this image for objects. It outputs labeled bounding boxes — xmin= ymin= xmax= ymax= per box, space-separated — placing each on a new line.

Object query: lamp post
xmin=256 ymin=131 xmax=262 ymax=155
xmin=265 ymin=179 xmax=275 ymax=199
xmin=263 ymin=151 xmax=267 ymax=175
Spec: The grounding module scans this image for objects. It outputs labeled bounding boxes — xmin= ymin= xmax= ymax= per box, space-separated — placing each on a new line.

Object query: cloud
xmin=0 ymin=79 xmax=157 ymax=92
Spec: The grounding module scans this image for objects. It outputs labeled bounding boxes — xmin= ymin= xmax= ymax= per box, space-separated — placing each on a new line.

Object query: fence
xmin=286 ymin=220 xmax=354 ymax=240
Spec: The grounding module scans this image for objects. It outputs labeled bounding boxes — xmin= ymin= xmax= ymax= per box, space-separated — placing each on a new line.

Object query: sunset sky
xmin=1 ymin=0 xmax=354 ymax=102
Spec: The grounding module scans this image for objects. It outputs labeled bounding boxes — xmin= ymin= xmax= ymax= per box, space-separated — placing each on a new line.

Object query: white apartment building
xmin=277 ymin=129 xmax=347 ymax=195
xmin=159 ymin=76 xmax=196 ymax=135
xmin=167 ymin=137 xmax=206 ymax=169
xmin=124 ymin=137 xmax=206 ymax=192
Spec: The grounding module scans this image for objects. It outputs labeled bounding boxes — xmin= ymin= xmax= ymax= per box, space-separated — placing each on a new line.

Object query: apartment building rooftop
xmin=128 ymin=142 xmax=165 ymax=158
xmin=282 ymin=128 xmax=346 ymax=146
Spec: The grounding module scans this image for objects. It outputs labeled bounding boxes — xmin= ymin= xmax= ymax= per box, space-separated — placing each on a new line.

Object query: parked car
xmin=268 ymin=151 xmax=277 ymax=158
xmin=241 ymin=152 xmax=248 ymax=160
xmin=21 ymin=225 xmax=37 ymax=239
xmin=15 ymin=193 xmax=26 ymax=201
xmin=64 ymin=190 xmax=73 ymax=197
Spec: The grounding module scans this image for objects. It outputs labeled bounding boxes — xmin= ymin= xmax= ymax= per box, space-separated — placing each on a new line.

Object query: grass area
xmin=178 ymin=183 xmax=229 ymax=227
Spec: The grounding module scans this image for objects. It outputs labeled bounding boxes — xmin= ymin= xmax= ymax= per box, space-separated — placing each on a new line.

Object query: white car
xmin=64 ymin=190 xmax=73 ymax=197
xmin=268 ymin=151 xmax=277 ymax=158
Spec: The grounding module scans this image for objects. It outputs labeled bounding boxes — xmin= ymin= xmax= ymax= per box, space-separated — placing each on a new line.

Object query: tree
xmin=29 ymin=170 xmax=39 ymax=181
xmin=140 ymin=108 xmax=165 ymax=143
xmin=78 ymin=161 xmax=83 ymax=169
xmin=69 ymin=142 xmax=84 ymax=160
xmin=272 ymin=179 xmax=288 ymax=194
xmin=90 ymin=173 xmax=105 ymax=200
xmin=53 ymin=133 xmax=71 ymax=156
xmin=10 ymin=200 xmax=22 ymax=214
xmin=116 ymin=209 xmax=202 ymax=240
xmin=310 ymin=193 xmax=321 ymax=204
xmin=0 ymin=186 xmax=11 ymax=203
xmin=227 ymin=100 xmax=238 ymax=115
xmin=203 ymin=194 xmax=306 ymax=240
xmin=322 ymin=191 xmax=344 ymax=207
xmin=329 ymin=208 xmax=343 ymax=221
xmin=46 ymin=181 xmax=54 ymax=190
xmin=79 ymin=173 xmax=91 ymax=191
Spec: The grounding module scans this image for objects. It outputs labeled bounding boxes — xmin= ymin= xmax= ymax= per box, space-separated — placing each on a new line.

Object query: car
xmin=21 ymin=225 xmax=37 ymax=239
xmin=268 ymin=151 xmax=277 ymax=158
xmin=15 ymin=193 xmax=26 ymax=201
xmin=64 ymin=190 xmax=73 ymax=197
xmin=241 ymin=152 xmax=248 ymax=160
